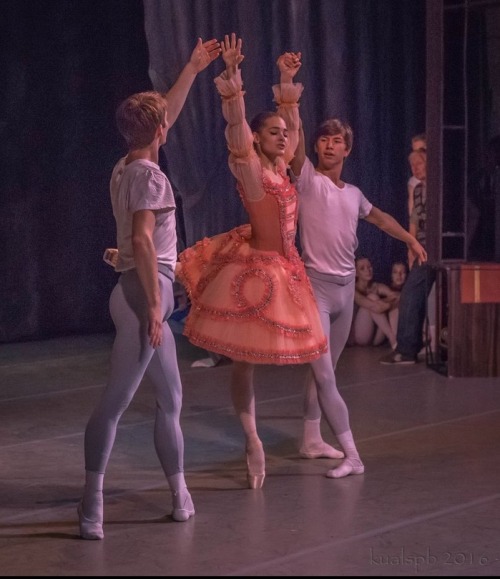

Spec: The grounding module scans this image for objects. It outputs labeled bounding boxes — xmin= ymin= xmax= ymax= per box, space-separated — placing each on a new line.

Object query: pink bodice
xmin=237 ymin=172 xmax=298 ymax=258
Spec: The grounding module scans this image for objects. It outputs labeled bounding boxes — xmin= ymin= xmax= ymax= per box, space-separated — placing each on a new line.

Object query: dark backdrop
xmin=0 ymin=0 xmax=425 ymax=343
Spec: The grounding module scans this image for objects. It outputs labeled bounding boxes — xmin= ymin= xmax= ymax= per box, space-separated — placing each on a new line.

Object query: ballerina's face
xmin=253 ymin=116 xmax=288 ymax=160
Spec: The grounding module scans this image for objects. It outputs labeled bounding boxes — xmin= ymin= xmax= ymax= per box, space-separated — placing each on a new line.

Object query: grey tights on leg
xmin=84 ymin=271 xmax=185 ymax=477
xmin=82 ymin=270 xmax=188 ymax=533
xmin=306 ymin=277 xmax=364 ymax=477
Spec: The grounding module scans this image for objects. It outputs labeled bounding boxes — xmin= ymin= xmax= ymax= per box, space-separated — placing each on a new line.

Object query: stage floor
xmin=1 ymin=331 xmax=500 ymax=576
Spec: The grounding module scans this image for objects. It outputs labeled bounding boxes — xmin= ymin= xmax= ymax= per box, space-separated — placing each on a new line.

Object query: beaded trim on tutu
xmin=177 ymin=224 xmax=327 ymax=365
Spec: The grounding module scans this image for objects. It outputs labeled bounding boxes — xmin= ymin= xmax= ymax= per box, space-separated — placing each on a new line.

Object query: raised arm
xmin=291 ymin=122 xmax=307 ymax=177
xmin=214 ymin=33 xmax=252 ymax=158
xmin=274 ymin=52 xmax=304 ymax=170
xmin=163 ymin=38 xmax=221 ymax=128
xmin=214 ymin=34 xmax=265 ymax=201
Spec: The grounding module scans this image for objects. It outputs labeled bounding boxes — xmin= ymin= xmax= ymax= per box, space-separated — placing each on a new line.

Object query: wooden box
xmin=460 ymin=263 xmax=500 ymax=304
xmin=429 ymin=263 xmax=500 ymax=377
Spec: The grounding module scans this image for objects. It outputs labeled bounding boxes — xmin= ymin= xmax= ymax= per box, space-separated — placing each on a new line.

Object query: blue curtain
xmin=0 ymin=0 xmax=425 ymax=343
xmin=144 ymin=0 xmax=425 ymax=269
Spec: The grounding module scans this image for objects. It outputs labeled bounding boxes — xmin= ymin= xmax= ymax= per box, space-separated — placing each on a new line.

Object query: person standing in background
xmin=380 ymin=149 xmax=435 ymax=365
xmin=407 ymin=133 xmax=426 ymax=218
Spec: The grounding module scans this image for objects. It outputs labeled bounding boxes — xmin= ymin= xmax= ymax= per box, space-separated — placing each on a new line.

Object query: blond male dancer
xmin=78 ymin=38 xmax=220 ymax=539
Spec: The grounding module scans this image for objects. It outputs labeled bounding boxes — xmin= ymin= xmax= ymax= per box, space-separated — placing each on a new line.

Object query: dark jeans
xmin=396 ymin=263 xmax=436 ymax=358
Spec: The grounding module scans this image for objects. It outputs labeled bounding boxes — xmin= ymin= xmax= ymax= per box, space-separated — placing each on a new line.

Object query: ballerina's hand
xmin=277 ymin=51 xmax=302 ymax=78
xmin=221 ymin=32 xmax=244 ymax=68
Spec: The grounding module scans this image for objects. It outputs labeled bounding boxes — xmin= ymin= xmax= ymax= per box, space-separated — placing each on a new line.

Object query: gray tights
xmin=84 ymin=268 xmax=185 ymax=478
xmin=304 ymin=273 xmax=355 ymax=435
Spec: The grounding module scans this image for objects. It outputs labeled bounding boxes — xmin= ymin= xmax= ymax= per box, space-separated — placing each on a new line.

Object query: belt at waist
xmin=306 ymin=267 xmax=355 ymax=286
xmin=158 ymin=262 xmax=175 ymax=282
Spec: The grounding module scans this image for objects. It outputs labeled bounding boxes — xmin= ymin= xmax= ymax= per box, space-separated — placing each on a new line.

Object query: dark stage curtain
xmin=1 ymin=0 xmax=425 ymax=343
xmin=143 ymin=0 xmax=426 ymax=284
xmin=1 ymin=0 xmax=151 ymax=342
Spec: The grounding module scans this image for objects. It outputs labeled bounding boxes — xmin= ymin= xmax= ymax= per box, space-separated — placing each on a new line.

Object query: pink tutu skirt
xmin=177 ymin=224 xmax=327 ymax=365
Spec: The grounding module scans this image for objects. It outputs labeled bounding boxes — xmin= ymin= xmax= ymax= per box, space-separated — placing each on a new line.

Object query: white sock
xmin=326 ymin=431 xmax=364 ymax=478
xmin=167 ymin=473 xmax=194 ymax=519
xmin=167 ymin=472 xmax=187 ymax=494
xmin=82 ymin=470 xmax=104 ymax=521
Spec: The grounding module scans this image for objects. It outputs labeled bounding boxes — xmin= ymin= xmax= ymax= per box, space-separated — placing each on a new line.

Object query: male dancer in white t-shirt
xmin=78 ymin=38 xmax=220 ymax=539
xmin=276 ymin=52 xmax=427 ymax=478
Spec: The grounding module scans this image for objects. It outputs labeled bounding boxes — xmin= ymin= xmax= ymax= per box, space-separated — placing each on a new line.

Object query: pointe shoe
xmin=77 ymin=501 xmax=104 ymax=540
xmin=246 ymin=444 xmax=265 ymax=489
xmin=299 ymin=441 xmax=345 ymax=460
xmin=171 ymin=489 xmax=195 ymax=522
xmin=247 ymin=471 xmax=266 ymax=489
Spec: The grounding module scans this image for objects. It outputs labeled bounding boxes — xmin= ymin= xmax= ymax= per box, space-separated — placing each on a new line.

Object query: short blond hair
xmin=115 ymin=91 xmax=167 ymax=150
xmin=411 ymin=133 xmax=426 ymax=151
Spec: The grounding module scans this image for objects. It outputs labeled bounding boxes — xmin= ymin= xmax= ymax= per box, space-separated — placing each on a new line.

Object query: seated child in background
xmin=389 ymin=261 xmax=407 ymax=291
xmin=348 ymin=257 xmax=401 ymax=350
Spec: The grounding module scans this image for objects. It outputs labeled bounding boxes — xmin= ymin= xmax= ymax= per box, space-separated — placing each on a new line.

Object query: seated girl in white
xmin=349 ymin=257 xmax=402 ymax=350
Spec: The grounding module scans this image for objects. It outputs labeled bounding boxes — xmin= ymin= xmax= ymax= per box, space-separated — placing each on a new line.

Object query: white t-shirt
xmin=407 ymin=175 xmax=420 ymax=189
xmin=296 ymin=157 xmax=373 ymax=277
xmin=110 ymin=158 xmax=177 ymax=272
